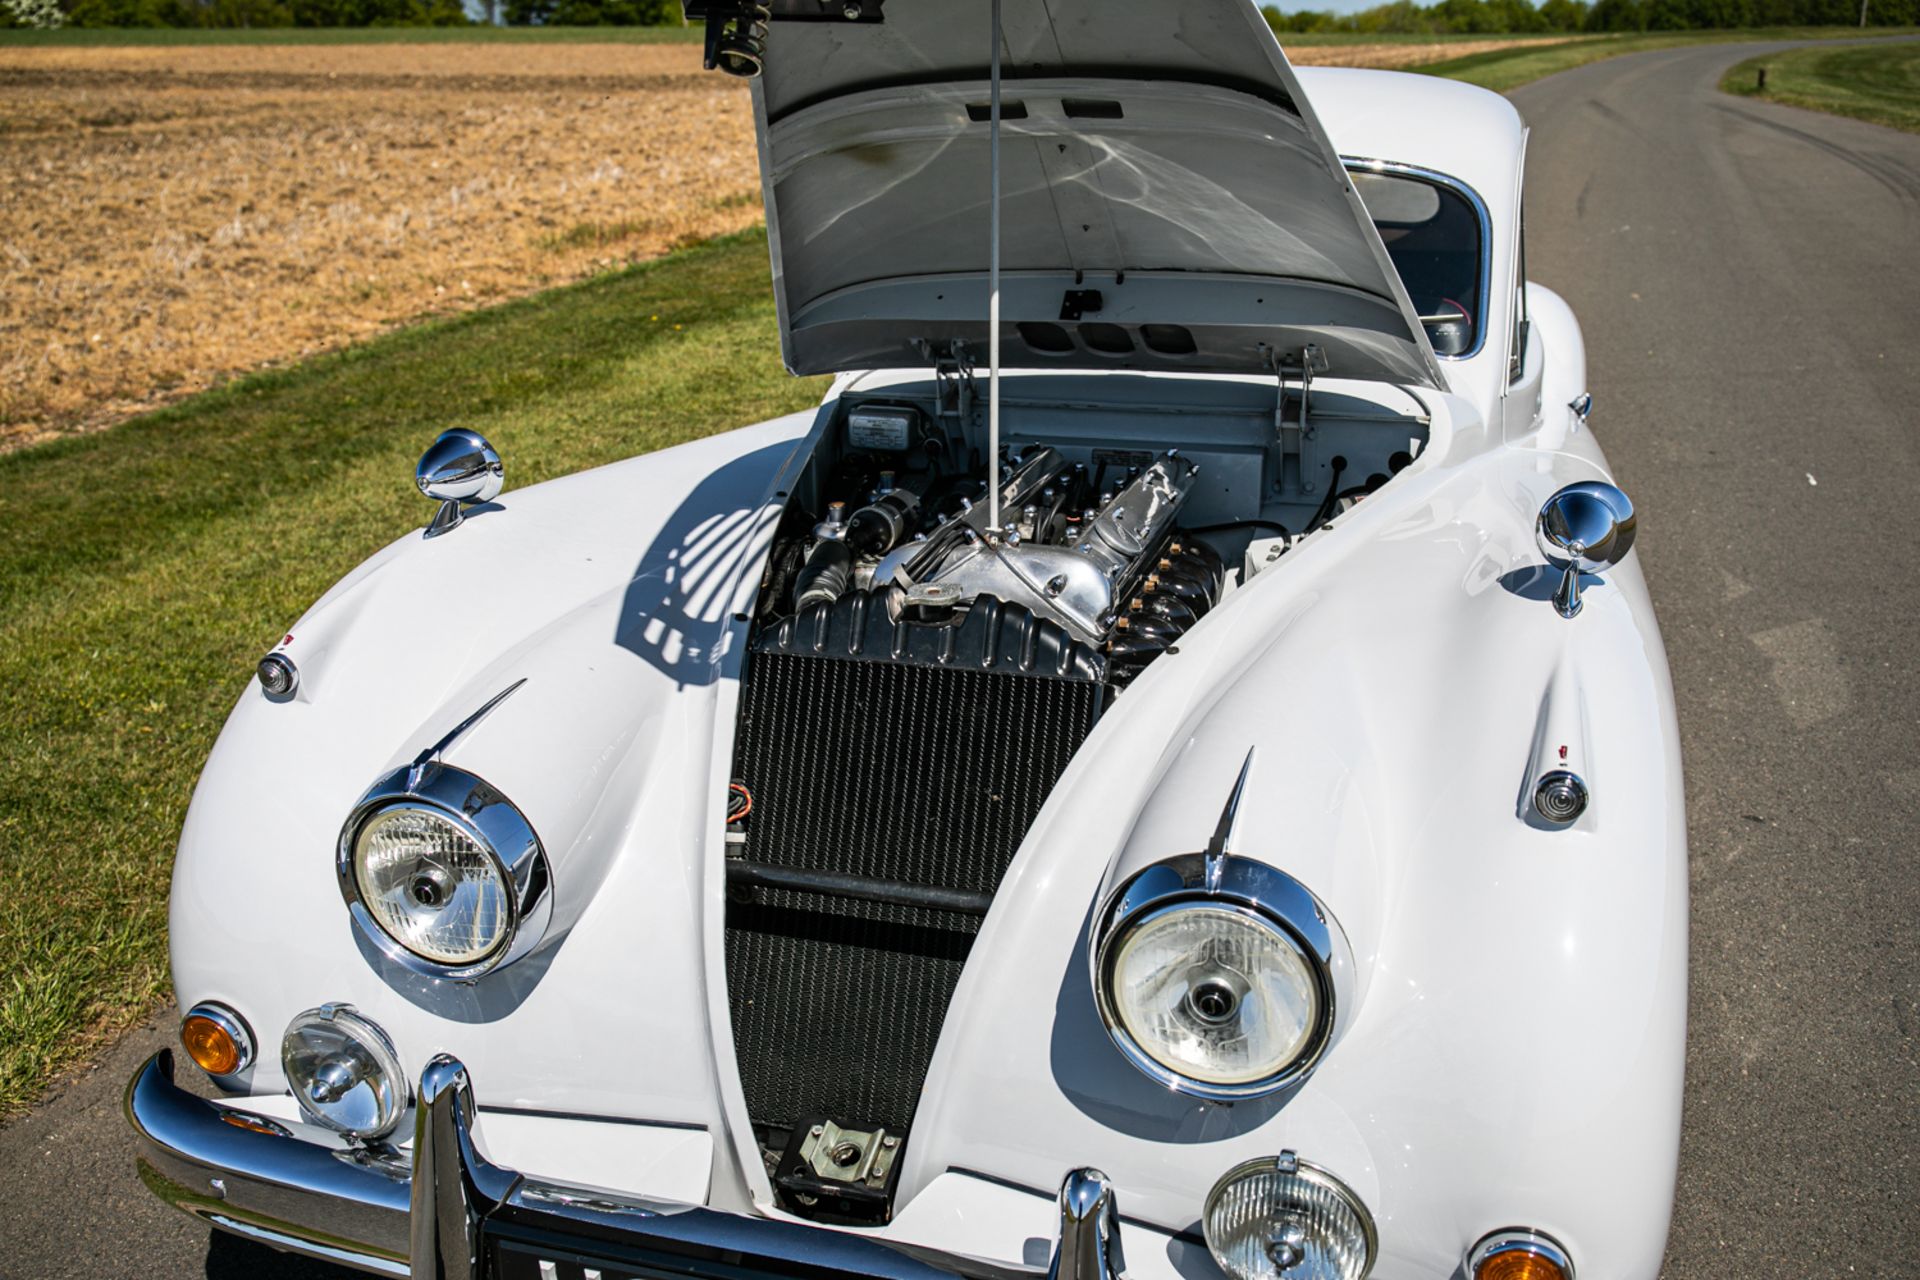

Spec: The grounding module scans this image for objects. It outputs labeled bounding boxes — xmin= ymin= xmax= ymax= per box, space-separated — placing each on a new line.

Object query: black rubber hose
xmin=793 ymin=538 xmax=853 ymax=611
xmin=1307 ymin=456 xmax=1348 ymax=531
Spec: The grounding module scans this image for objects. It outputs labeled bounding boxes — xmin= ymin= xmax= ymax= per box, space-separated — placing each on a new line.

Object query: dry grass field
xmin=0 ymin=35 xmax=1554 ymax=448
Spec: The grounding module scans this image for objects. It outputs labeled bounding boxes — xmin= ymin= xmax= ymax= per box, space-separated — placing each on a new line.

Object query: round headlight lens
xmin=1205 ymin=1155 xmax=1376 ymax=1280
xmin=353 ymin=804 xmax=510 ymax=967
xmin=1108 ymin=904 xmax=1319 ymax=1086
xmin=281 ymin=1005 xmax=407 ymax=1139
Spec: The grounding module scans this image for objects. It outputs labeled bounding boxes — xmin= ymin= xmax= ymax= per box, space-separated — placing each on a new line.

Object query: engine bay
xmin=725 ymin=370 xmax=1431 ymax=1224
xmin=752 ymin=369 xmax=1433 ymax=690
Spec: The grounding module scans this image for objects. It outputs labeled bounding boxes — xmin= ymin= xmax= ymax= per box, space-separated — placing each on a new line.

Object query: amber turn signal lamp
xmin=1477 ymin=1252 xmax=1568 ymax=1280
xmin=1469 ymin=1230 xmax=1575 ymax=1280
xmin=180 ymin=1004 xmax=254 ymax=1078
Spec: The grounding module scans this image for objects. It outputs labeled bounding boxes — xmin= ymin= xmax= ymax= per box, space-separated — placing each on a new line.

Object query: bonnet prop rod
xmin=987 ymin=0 xmax=1003 ymax=533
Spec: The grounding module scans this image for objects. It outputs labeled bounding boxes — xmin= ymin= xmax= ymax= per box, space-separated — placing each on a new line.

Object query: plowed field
xmin=0 ymin=36 xmax=1549 ymax=447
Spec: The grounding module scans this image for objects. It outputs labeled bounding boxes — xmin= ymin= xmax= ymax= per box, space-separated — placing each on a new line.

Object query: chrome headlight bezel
xmin=336 ymin=762 xmax=550 ymax=981
xmin=1091 ymin=852 xmax=1351 ymax=1101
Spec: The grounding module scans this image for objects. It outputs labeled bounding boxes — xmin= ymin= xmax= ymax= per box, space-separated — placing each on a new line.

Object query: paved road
xmin=1510 ymin=38 xmax=1920 ymax=1279
xmin=2 ymin=38 xmax=1916 ymax=1280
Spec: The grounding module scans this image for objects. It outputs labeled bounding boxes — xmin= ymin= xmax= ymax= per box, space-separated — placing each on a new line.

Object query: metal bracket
xmin=425 ymin=499 xmax=466 ymax=539
xmin=1262 ymin=345 xmax=1325 ymax=498
xmin=917 ymin=339 xmax=977 ymax=429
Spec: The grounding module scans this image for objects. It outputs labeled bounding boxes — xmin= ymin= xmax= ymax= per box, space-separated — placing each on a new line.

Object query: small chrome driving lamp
xmin=416 ymin=428 xmax=504 ymax=538
xmin=1535 ymin=482 xmax=1635 ymax=619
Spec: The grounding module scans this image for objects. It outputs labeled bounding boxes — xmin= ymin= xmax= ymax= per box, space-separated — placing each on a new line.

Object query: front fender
xmin=911 ymin=432 xmax=1685 ymax=1279
xmin=169 ymin=409 xmax=818 ymax=1122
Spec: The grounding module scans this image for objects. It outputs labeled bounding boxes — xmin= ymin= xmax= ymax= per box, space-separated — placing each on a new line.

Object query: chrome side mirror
xmin=416 ymin=429 xmax=503 ymax=538
xmin=1535 ymin=481 xmax=1635 ymax=619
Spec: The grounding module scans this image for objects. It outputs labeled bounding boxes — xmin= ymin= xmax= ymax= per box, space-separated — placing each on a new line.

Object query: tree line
xmin=1263 ymin=0 xmax=1915 ymax=33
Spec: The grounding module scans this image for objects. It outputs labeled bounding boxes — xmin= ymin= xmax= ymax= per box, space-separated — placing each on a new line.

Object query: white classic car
xmin=126 ymin=4 xmax=1687 ymax=1280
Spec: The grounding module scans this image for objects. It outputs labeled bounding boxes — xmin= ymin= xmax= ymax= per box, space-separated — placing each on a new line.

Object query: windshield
xmin=1349 ymin=168 xmax=1485 ymax=358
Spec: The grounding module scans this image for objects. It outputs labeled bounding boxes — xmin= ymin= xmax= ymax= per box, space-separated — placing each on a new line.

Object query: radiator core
xmin=725 ymin=650 xmax=1100 ymax=1134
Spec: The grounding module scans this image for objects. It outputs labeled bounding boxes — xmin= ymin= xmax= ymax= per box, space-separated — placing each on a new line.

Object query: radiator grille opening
xmin=725 ymin=652 xmax=1100 ymax=1136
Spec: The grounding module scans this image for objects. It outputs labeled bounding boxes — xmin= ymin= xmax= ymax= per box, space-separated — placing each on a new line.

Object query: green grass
xmin=0 ymin=23 xmax=702 ymax=44
xmin=1421 ymin=26 xmax=1920 ymax=91
xmin=1723 ymin=39 xmax=1920 ymax=132
xmin=0 ymin=230 xmax=826 ymax=1117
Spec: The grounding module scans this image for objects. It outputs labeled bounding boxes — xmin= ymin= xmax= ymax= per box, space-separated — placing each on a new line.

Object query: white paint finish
xmin=170 ymin=412 xmax=821 ymax=1131
xmin=476 ymin=1114 xmax=713 ymax=1205
xmin=165 ymin=28 xmax=1687 ymax=1280
xmin=907 ymin=401 xmax=1686 ymax=1279
xmin=211 ymin=1098 xmax=715 ymax=1206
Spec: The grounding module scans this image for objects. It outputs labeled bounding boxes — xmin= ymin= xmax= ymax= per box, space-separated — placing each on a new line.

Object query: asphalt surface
xmin=1511 ymin=38 xmax=1920 ymax=1278
xmin=2 ymin=37 xmax=1916 ymax=1280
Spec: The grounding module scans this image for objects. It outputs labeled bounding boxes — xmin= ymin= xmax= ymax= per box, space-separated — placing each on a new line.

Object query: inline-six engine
xmin=754 ymin=408 xmax=1224 ymax=688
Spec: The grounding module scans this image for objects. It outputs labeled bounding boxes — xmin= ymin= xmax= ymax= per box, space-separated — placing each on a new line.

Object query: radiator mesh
xmin=726 ymin=652 xmax=1099 ymax=1133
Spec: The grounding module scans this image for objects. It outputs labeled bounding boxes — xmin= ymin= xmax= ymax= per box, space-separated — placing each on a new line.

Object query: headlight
xmin=1204 ymin=1153 xmax=1377 ymax=1280
xmin=1110 ymin=905 xmax=1318 ymax=1085
xmin=338 ymin=762 xmax=549 ymax=980
xmin=354 ymin=805 xmax=509 ymax=965
xmin=1092 ymin=854 xmax=1349 ymax=1099
xmin=282 ymin=1004 xmax=408 ymax=1139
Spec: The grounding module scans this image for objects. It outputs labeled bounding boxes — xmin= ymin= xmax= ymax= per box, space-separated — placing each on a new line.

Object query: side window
xmin=1509 ymin=209 xmax=1530 ymax=385
xmin=1349 ymin=168 xmax=1483 ymax=358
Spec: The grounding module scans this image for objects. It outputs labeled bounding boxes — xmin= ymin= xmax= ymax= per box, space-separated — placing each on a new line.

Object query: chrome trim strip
xmin=1468 ymin=1227 xmax=1576 ymax=1279
xmin=1341 ymin=155 xmax=1495 ymax=362
xmin=336 ymin=760 xmax=551 ymax=983
xmin=407 ymin=678 xmax=527 ymax=792
xmin=208 ymin=1214 xmax=409 ymax=1278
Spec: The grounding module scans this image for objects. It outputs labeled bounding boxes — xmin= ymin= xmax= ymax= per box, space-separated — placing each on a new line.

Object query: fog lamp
xmin=1204 ymin=1152 xmax=1376 ymax=1280
xmin=281 ymin=1004 xmax=408 ymax=1140
xmin=1468 ymin=1230 xmax=1574 ymax=1280
xmin=180 ymin=1003 xmax=253 ymax=1078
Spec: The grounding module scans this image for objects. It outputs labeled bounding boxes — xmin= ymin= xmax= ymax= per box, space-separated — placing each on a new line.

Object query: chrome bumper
xmin=127 ymin=1050 xmax=1125 ymax=1280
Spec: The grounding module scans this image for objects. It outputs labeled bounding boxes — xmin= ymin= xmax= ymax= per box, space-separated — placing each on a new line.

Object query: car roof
xmin=1297 ymin=67 xmax=1527 ymax=414
xmin=1296 ymin=67 xmax=1525 ymax=223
